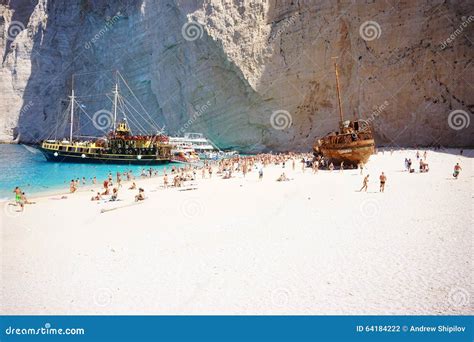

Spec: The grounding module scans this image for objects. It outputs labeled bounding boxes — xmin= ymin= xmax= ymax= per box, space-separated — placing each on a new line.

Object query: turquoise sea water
xmin=0 ymin=144 xmax=180 ymax=199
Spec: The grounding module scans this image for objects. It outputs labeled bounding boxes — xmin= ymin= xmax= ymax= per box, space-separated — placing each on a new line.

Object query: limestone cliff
xmin=1 ymin=0 xmax=473 ymax=149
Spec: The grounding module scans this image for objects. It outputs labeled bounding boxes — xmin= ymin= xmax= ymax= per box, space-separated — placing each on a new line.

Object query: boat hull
xmin=318 ymin=139 xmax=375 ymax=165
xmin=40 ymin=148 xmax=170 ymax=165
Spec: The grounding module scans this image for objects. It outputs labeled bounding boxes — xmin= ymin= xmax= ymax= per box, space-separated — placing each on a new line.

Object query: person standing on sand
xmin=329 ymin=162 xmax=334 ymax=172
xmin=359 ymin=175 xmax=369 ymax=192
xmin=70 ymin=180 xmax=77 ymax=193
xmin=340 ymin=161 xmax=344 ymax=172
xmin=292 ymin=158 xmax=295 ymax=171
xmin=453 ymin=163 xmax=462 ymax=179
xmin=258 ymin=167 xmax=263 ymax=180
xmin=359 ymin=162 xmax=364 ymax=175
xmin=379 ymin=172 xmax=387 ymax=192
xmin=13 ymin=187 xmax=22 ymax=206
xmin=312 ymin=160 xmax=318 ymax=174
xmin=117 ymin=172 xmax=122 ymax=188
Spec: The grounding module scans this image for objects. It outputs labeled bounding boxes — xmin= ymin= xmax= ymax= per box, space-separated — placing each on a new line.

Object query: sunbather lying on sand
xmin=91 ymin=192 xmax=102 ymax=201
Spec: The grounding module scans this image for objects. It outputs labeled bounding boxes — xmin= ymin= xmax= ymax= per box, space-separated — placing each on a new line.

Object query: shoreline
xmin=1 ymin=147 xmax=469 ymax=202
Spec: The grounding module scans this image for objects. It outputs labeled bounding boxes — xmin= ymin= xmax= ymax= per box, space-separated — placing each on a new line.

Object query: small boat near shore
xmin=40 ymin=72 xmax=172 ymax=165
xmin=313 ymin=58 xmax=375 ymax=165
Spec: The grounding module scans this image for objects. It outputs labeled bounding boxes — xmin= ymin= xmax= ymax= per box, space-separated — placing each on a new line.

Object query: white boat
xmin=169 ymin=133 xmax=238 ymax=160
xmin=170 ymin=146 xmax=200 ymax=163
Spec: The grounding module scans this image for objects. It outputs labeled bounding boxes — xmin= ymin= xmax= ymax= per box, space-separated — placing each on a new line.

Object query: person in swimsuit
xmin=359 ymin=175 xmax=369 ymax=192
xmin=21 ymin=192 xmax=35 ymax=204
xmin=110 ymin=188 xmax=118 ymax=201
xmin=135 ymin=188 xmax=145 ymax=201
xmin=91 ymin=192 xmax=102 ymax=201
xmin=453 ymin=163 xmax=462 ymax=179
xmin=379 ymin=172 xmax=387 ymax=192
xmin=13 ymin=187 xmax=22 ymax=205
xmin=70 ymin=180 xmax=77 ymax=193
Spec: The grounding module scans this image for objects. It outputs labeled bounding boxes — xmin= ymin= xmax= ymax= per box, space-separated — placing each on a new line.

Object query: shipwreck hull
xmin=318 ymin=139 xmax=375 ymax=165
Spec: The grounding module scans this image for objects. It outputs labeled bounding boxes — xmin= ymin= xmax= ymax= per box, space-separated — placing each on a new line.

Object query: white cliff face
xmin=0 ymin=0 xmax=472 ymax=148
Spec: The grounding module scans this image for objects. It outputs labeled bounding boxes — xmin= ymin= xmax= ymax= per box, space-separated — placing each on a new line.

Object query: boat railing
xmin=326 ymin=131 xmax=373 ymax=145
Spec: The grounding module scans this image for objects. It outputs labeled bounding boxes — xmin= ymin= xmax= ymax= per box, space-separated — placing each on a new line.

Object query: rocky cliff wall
xmin=0 ymin=0 xmax=472 ymax=149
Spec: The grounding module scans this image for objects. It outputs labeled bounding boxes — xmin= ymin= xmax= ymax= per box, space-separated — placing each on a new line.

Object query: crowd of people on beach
xmin=10 ymin=149 xmax=465 ymax=212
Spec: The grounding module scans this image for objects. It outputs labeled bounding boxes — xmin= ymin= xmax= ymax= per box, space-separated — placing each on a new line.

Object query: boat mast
xmin=332 ymin=57 xmax=344 ymax=125
xmin=69 ymin=77 xmax=75 ymax=142
xmin=113 ymin=74 xmax=119 ymax=131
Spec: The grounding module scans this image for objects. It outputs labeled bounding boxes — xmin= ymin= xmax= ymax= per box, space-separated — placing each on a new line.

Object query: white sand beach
xmin=0 ymin=149 xmax=472 ymax=315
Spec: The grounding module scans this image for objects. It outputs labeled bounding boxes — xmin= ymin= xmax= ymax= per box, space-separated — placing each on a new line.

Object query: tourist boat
xmin=39 ymin=72 xmax=172 ymax=165
xmin=169 ymin=133 xmax=238 ymax=160
xmin=313 ymin=58 xmax=375 ymax=165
